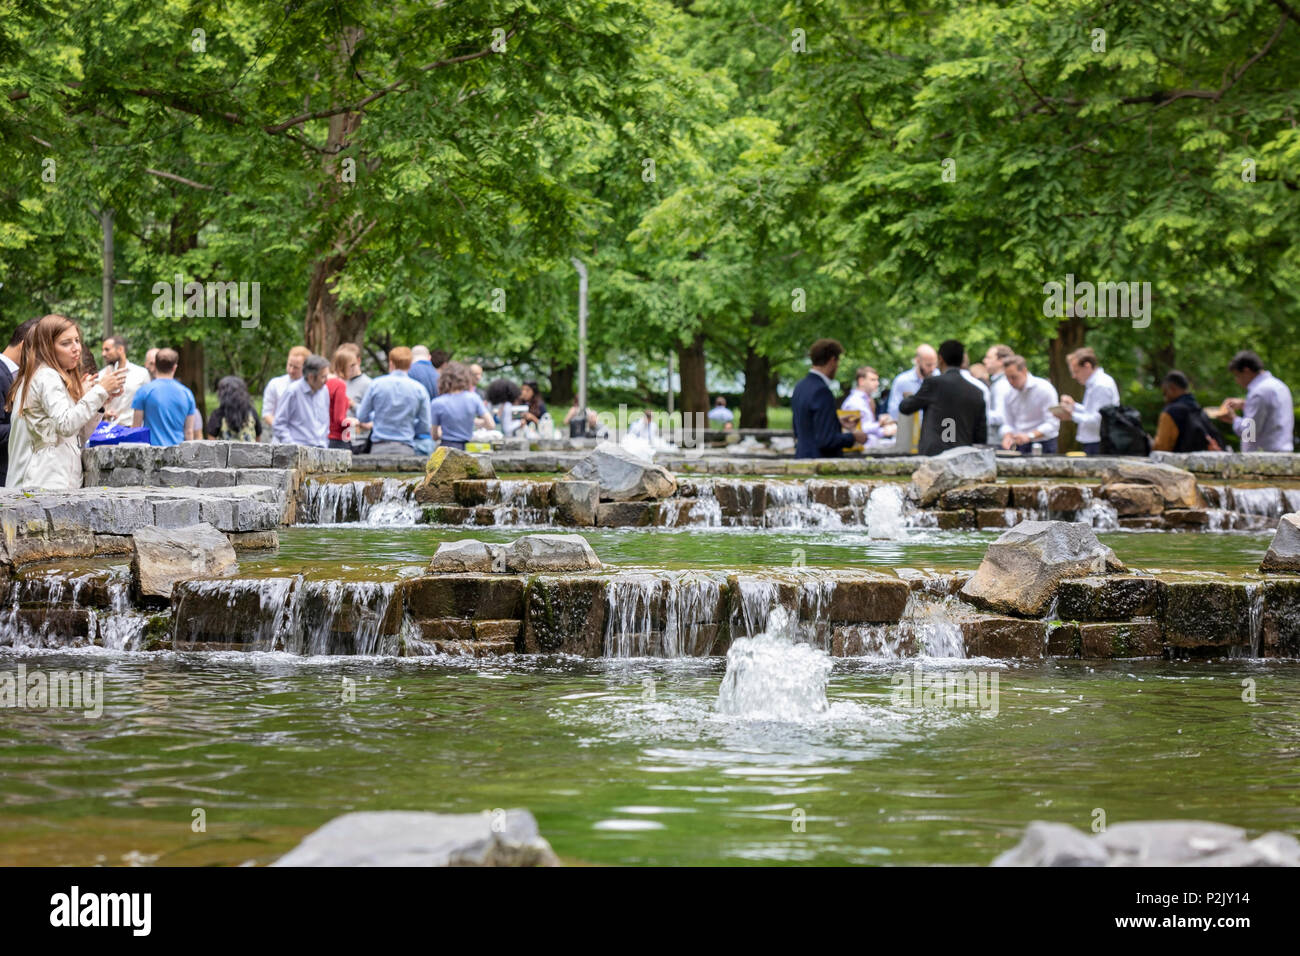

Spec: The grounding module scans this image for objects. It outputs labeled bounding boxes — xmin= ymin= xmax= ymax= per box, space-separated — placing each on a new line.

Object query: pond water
xmin=241 ymin=525 xmax=1273 ymax=579
xmin=1 ymin=651 xmax=1297 ymax=866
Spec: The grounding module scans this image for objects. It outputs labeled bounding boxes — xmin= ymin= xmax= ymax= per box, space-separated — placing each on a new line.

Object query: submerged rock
xmin=415 ymin=447 xmax=496 ymax=504
xmin=910 ymin=446 xmax=997 ymax=507
xmin=566 ymin=441 xmax=677 ymax=501
xmin=271 ymin=810 xmax=559 ymax=866
xmin=1260 ymin=513 xmax=1300 ymax=573
xmin=960 ymin=520 xmax=1124 ymax=617
xmin=504 ymin=533 xmax=602 ymax=572
xmin=993 ymin=820 xmax=1300 ymax=867
xmin=130 ymin=522 xmax=237 ymax=600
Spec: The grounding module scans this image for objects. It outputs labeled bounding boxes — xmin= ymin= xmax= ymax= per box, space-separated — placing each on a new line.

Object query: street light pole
xmin=571 ymin=257 xmax=588 ymax=430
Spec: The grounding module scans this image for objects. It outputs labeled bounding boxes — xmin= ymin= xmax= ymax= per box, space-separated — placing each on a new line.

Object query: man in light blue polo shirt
xmin=348 ymin=346 xmax=432 ymax=455
xmin=131 ymin=348 xmax=199 ymax=446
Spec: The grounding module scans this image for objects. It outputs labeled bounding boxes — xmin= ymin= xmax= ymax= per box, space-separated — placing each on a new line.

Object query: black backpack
xmin=1099 ymin=404 xmax=1152 ymax=456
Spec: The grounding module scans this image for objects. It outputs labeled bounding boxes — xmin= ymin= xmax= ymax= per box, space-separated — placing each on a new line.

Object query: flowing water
xmin=1 ymin=650 xmax=1297 ymax=866
xmin=246 ymin=524 xmax=1275 ymax=577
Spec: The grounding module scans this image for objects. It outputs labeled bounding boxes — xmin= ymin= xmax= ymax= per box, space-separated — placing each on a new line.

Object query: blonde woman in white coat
xmin=5 ymin=314 xmax=127 ymax=490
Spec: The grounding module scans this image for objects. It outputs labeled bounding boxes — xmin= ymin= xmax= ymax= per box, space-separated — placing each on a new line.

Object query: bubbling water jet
xmin=716 ymin=607 xmax=834 ymax=721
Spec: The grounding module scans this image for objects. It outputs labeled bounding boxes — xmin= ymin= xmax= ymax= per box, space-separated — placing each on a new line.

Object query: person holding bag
xmin=5 ymin=314 xmax=126 ymax=490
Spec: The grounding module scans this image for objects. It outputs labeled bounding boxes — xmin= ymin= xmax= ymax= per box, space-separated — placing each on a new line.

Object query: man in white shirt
xmin=982 ymin=344 xmax=1013 ymax=430
xmin=886 ymin=344 xmax=940 ymax=421
xmin=263 ymin=345 xmax=312 ymax=440
xmin=272 ymin=355 xmax=330 ymax=447
xmin=1000 ymin=355 xmax=1060 ymax=453
xmin=1052 ymin=347 xmax=1120 ymax=454
xmin=99 ymin=335 xmax=152 ymax=427
xmin=1214 ymin=350 xmax=1295 ymax=452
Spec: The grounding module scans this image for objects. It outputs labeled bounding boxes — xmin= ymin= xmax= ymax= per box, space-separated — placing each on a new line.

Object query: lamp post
xmin=571 ymin=257 xmax=588 ymax=434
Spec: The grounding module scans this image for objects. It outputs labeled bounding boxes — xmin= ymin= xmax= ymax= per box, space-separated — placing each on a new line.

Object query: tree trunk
xmin=740 ymin=346 xmax=770 ymax=428
xmin=1047 ymin=315 xmax=1087 ymax=452
xmin=767 ymin=372 xmax=780 ymax=408
xmin=676 ymin=332 xmax=709 ymax=413
xmin=676 ymin=331 xmax=709 ymax=443
xmin=549 ymin=361 xmax=575 ymax=407
xmin=303 ymin=30 xmax=370 ymax=357
xmin=178 ymin=340 xmax=206 ymax=423
xmin=304 ymin=250 xmax=371 ymax=358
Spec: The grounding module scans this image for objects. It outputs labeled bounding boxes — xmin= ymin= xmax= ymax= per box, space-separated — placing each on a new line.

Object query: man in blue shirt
xmin=347 ymin=347 xmax=432 ymax=455
xmin=131 ymin=348 xmax=199 ymax=446
xmin=408 ymin=345 xmax=439 ymax=402
xmin=791 ymin=339 xmax=869 ymax=458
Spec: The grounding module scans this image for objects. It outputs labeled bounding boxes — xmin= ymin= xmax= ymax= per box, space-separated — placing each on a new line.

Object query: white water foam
xmin=716 ymin=608 xmax=834 ymax=721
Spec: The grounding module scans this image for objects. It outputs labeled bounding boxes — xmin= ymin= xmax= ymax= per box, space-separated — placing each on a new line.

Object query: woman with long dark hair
xmin=6 ymin=314 xmax=126 ymax=489
xmin=205 ymin=375 xmax=261 ymax=442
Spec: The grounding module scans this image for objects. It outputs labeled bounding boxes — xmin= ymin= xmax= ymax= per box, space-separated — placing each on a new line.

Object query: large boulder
xmin=1101 ymin=482 xmax=1164 ymax=516
xmin=993 ymin=820 xmax=1300 ymax=867
xmin=566 ymin=441 xmax=677 ymax=501
xmin=1101 ymin=460 xmax=1202 ymax=509
xmin=130 ymin=522 xmax=238 ymax=600
xmin=504 ymin=533 xmax=602 ymax=572
xmin=1260 ymin=513 xmax=1300 ymax=573
xmin=910 ymin=446 xmax=997 ymax=507
xmin=414 ymin=447 xmax=496 ymax=504
xmin=960 ymin=520 xmax=1125 ymax=617
xmin=271 ymin=810 xmax=559 ymax=867
xmin=427 ymin=539 xmax=499 ymax=574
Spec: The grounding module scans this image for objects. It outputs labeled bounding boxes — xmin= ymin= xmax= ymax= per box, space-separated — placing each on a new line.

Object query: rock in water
xmin=427 ymin=539 xmax=499 ymax=573
xmin=271 ymin=810 xmax=560 ymax=866
xmin=414 ymin=447 xmax=496 ymax=504
xmin=551 ymin=479 xmax=600 ymax=526
xmin=1101 ymin=482 xmax=1164 ymax=516
xmin=993 ymin=820 xmax=1300 ymax=866
xmin=130 ymin=522 xmax=238 ymax=600
xmin=566 ymin=441 xmax=677 ymax=501
xmin=1101 ymin=460 xmax=1202 ymax=509
xmin=960 ymin=520 xmax=1124 ymax=617
xmin=504 ymin=533 xmax=602 ymax=572
xmin=911 ymin=446 xmax=997 ymax=507
xmin=1260 ymin=513 xmax=1300 ymax=572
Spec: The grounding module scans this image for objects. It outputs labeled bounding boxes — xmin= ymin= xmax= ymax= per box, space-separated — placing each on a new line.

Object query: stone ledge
xmin=1 ymin=486 xmax=283 ymax=569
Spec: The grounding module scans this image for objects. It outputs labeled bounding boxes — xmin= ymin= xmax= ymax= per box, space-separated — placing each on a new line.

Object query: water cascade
xmin=298 ymin=478 xmax=420 ymax=525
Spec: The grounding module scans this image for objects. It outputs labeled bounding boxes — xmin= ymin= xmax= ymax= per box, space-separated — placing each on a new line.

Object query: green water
xmin=1 ymin=652 xmax=1297 ymax=866
xmin=244 ymin=526 xmax=1273 ymax=578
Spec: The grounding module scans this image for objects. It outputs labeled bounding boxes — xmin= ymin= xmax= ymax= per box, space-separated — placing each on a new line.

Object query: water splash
xmin=716 ymin=608 xmax=834 ymax=720
xmin=865 ymin=484 xmax=908 ymax=540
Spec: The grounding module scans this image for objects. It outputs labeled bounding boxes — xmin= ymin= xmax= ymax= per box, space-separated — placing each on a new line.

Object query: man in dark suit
xmin=0 ymin=317 xmax=38 ymax=483
xmin=792 ymin=338 xmax=869 ymax=458
xmin=898 ymin=338 xmax=987 ymax=455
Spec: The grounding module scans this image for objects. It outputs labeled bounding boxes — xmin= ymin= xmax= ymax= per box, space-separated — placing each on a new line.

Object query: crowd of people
xmin=0 ymin=313 xmax=555 ymax=491
xmin=791 ymin=337 xmax=1296 ymax=459
xmin=2 ymin=312 xmax=1297 ymax=491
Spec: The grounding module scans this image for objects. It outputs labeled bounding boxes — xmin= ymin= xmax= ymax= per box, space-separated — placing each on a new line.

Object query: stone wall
xmin=83 ymin=441 xmax=349 ymax=524
xmin=0 ymin=486 xmax=280 ymax=571
xmin=8 ymin=556 xmax=1299 ymax=659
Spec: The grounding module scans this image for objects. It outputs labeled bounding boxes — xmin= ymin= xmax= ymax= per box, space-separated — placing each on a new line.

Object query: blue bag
xmin=88 ymin=422 xmax=152 ymax=447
